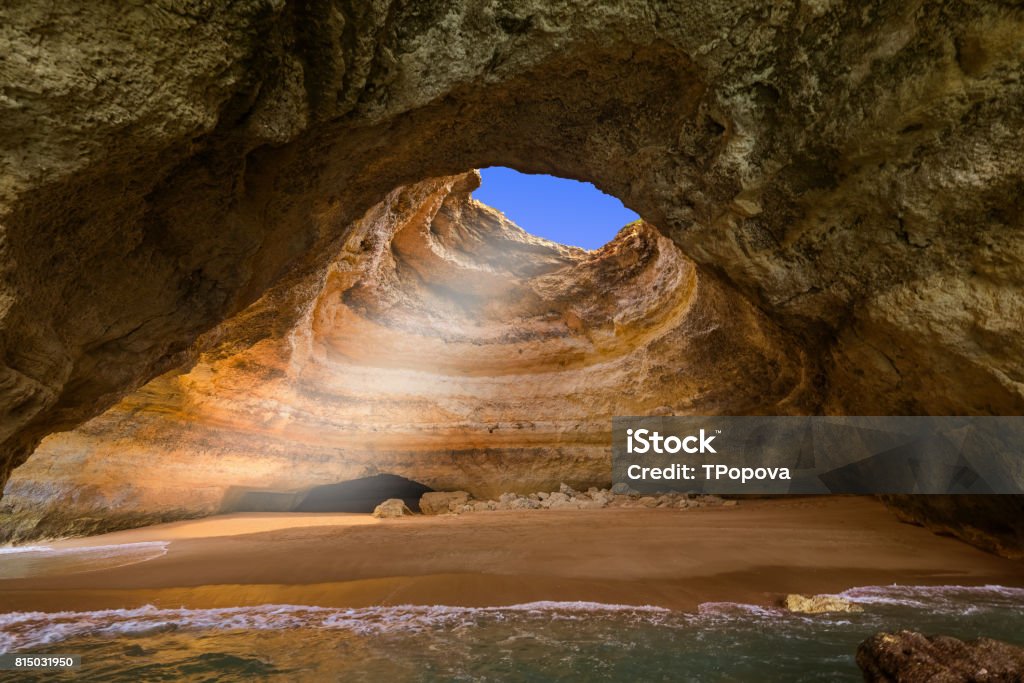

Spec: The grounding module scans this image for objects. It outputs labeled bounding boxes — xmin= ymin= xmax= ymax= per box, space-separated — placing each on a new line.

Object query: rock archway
xmin=1 ymin=2 xmax=1022 ymax=550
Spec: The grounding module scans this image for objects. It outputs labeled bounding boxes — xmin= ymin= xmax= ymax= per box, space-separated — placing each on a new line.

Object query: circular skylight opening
xmin=472 ymin=167 xmax=639 ymax=250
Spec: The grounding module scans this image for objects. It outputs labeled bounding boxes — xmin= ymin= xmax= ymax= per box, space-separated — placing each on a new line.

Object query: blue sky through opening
xmin=472 ymin=167 xmax=639 ymax=250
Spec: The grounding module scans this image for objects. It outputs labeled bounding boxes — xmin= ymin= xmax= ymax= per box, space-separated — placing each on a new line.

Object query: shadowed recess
xmin=221 ymin=475 xmax=434 ymax=514
xmin=295 ymin=475 xmax=433 ymax=513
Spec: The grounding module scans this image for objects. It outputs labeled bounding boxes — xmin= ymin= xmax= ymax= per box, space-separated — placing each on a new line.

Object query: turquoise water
xmin=1 ymin=586 xmax=1022 ymax=682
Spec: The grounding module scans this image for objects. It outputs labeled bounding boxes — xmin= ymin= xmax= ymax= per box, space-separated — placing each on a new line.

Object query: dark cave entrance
xmin=220 ymin=474 xmax=433 ymax=514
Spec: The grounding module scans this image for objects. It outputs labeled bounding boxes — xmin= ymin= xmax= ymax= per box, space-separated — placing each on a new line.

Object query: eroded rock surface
xmin=784 ymin=594 xmax=863 ymax=614
xmin=857 ymin=631 xmax=1024 ymax=682
xmin=1 ymin=2 xmax=1022 ymax=548
xmin=372 ymin=499 xmax=413 ymax=519
xmin=1 ymin=174 xmax=815 ymax=540
xmin=419 ymin=491 xmax=471 ymax=516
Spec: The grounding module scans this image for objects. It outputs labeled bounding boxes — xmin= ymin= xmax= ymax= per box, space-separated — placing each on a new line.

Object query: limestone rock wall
xmin=1 ymin=173 xmax=817 ymax=541
xmin=1 ymin=2 xmax=1022 ymax=549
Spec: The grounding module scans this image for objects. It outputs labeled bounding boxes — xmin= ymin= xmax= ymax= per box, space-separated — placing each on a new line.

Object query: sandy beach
xmin=1 ymin=498 xmax=1020 ymax=614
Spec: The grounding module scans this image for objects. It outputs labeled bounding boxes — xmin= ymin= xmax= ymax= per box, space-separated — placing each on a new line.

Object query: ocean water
xmin=1 ymin=585 xmax=1022 ymax=682
xmin=0 ymin=543 xmax=168 ymax=580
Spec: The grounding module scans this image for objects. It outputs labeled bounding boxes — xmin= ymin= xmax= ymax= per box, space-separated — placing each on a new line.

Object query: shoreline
xmin=1 ymin=498 xmax=1021 ymax=614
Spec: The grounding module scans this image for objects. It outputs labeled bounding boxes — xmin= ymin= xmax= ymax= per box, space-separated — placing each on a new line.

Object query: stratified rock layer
xmin=1 ymin=174 xmax=816 ymax=540
xmin=1 ymin=3 xmax=1022 ymax=548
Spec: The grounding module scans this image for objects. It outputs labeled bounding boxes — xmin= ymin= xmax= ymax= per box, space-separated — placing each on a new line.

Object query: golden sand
xmin=1 ymin=498 xmax=1020 ymax=613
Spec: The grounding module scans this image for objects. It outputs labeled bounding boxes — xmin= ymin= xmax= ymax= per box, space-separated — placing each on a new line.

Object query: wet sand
xmin=1 ymin=498 xmax=1021 ymax=613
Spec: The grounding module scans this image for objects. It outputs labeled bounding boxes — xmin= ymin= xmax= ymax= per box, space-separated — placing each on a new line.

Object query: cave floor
xmin=1 ymin=498 xmax=1020 ymax=613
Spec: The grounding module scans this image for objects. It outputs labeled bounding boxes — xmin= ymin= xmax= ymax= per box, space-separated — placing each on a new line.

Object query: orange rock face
xmin=1 ymin=174 xmax=817 ymax=540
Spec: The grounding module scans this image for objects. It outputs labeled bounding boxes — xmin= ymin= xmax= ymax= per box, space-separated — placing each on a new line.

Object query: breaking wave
xmin=0 ymin=602 xmax=671 ymax=654
xmin=1 ymin=585 xmax=1021 ymax=682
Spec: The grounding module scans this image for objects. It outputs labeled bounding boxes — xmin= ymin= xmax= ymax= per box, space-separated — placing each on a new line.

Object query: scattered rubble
xmin=420 ymin=485 xmax=737 ymax=515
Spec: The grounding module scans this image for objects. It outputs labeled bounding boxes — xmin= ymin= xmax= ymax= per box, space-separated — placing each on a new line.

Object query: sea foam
xmin=838 ymin=584 xmax=1024 ymax=610
xmin=0 ymin=541 xmax=168 ymax=580
xmin=0 ymin=545 xmax=53 ymax=554
xmin=2 ymin=586 xmax=1022 ymax=655
xmin=0 ymin=601 xmax=670 ymax=654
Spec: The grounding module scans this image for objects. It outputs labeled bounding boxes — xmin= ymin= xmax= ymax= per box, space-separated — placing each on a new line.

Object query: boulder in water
xmin=784 ymin=594 xmax=863 ymax=614
xmin=857 ymin=631 xmax=1024 ymax=682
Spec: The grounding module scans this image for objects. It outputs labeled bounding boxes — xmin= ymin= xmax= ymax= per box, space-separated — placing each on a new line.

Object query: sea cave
xmin=0 ymin=1 xmax=1022 ymax=680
